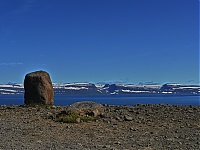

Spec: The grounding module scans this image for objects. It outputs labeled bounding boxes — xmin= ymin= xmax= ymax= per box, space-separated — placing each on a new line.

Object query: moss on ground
xmin=55 ymin=112 xmax=96 ymax=123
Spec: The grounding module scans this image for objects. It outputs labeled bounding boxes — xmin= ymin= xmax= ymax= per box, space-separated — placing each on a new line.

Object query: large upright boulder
xmin=24 ymin=70 xmax=54 ymax=105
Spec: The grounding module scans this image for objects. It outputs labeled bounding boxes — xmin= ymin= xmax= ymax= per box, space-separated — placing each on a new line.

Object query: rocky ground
xmin=0 ymin=103 xmax=199 ymax=150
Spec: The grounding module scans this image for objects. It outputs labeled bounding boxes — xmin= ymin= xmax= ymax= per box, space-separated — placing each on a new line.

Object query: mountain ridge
xmin=0 ymin=82 xmax=199 ymax=95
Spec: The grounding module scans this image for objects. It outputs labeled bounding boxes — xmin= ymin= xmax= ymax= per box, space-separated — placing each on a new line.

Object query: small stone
xmin=37 ymin=140 xmax=42 ymax=143
xmin=115 ymin=116 xmax=121 ymax=120
xmin=51 ymin=106 xmax=56 ymax=109
xmin=47 ymin=112 xmax=54 ymax=120
xmin=91 ymin=109 xmax=99 ymax=117
xmin=130 ymin=127 xmax=137 ymax=131
xmin=7 ymin=106 xmax=15 ymax=109
xmin=102 ymin=145 xmax=110 ymax=148
xmin=47 ymin=112 xmax=53 ymax=116
xmin=188 ymin=109 xmax=193 ymax=113
xmin=124 ymin=115 xmax=133 ymax=121
xmin=114 ymin=141 xmax=121 ymax=145
xmin=76 ymin=118 xmax=81 ymax=123
xmin=136 ymin=111 xmax=140 ymax=114
xmin=66 ymin=125 xmax=71 ymax=129
xmin=107 ymin=121 xmax=111 ymax=124
xmin=99 ymin=113 xmax=105 ymax=118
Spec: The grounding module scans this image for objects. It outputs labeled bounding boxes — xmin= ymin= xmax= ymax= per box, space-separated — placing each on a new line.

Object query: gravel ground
xmin=0 ymin=104 xmax=199 ymax=150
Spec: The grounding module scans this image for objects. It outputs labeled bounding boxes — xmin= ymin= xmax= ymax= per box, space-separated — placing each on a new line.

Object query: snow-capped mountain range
xmin=0 ymin=82 xmax=199 ymax=95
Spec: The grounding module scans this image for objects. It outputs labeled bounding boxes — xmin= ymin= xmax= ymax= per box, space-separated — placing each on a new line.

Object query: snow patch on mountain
xmin=64 ymin=87 xmax=88 ymax=90
xmin=0 ymin=82 xmax=199 ymax=95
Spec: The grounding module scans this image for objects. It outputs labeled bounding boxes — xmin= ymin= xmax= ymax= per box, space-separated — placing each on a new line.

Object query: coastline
xmin=0 ymin=94 xmax=199 ymax=106
xmin=0 ymin=104 xmax=199 ymax=149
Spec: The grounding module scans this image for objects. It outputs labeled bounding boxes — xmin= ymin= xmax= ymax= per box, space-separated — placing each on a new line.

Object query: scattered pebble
xmin=0 ymin=104 xmax=199 ymax=149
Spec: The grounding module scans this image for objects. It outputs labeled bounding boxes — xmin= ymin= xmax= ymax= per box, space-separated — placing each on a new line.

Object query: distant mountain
xmin=160 ymin=83 xmax=200 ymax=94
xmin=0 ymin=83 xmax=24 ymax=95
xmin=54 ymin=83 xmax=102 ymax=95
xmin=0 ymin=82 xmax=199 ymax=95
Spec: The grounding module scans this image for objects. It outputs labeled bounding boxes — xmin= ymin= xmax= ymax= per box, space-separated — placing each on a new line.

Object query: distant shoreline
xmin=0 ymin=94 xmax=199 ymax=106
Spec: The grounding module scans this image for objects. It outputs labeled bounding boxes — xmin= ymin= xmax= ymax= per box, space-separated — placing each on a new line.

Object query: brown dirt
xmin=0 ymin=104 xmax=199 ymax=150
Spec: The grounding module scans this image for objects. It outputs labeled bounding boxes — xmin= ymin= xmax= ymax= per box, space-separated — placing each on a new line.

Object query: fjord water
xmin=0 ymin=94 xmax=199 ymax=106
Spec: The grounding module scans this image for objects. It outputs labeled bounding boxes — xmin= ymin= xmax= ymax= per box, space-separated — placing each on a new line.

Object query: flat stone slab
xmin=66 ymin=101 xmax=104 ymax=117
xmin=69 ymin=101 xmax=103 ymax=109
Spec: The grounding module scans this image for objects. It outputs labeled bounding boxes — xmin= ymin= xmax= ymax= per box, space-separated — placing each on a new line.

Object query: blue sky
xmin=0 ymin=0 xmax=199 ymax=84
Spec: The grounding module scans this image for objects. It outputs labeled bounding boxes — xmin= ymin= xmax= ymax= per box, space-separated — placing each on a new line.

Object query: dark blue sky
xmin=0 ymin=0 xmax=199 ymax=84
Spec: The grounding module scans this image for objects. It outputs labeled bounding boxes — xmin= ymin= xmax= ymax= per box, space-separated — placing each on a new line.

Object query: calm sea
xmin=0 ymin=94 xmax=199 ymax=106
